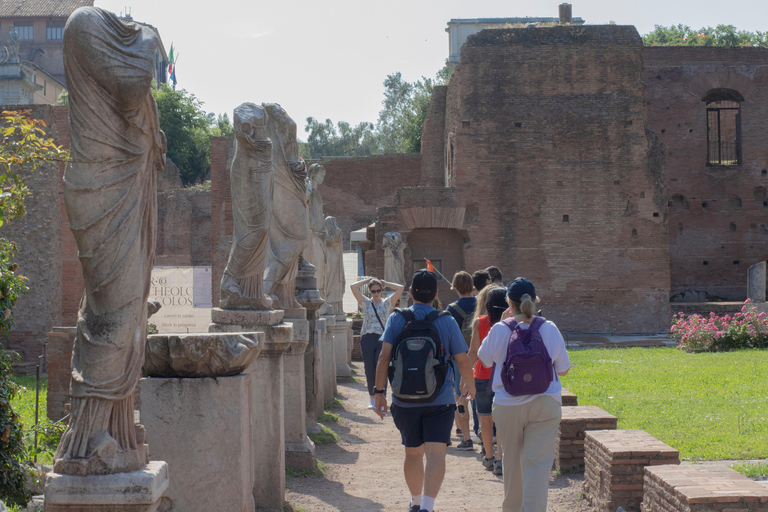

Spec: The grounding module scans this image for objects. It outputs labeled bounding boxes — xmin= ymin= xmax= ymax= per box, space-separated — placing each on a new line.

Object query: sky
xmin=95 ymin=0 xmax=768 ymax=133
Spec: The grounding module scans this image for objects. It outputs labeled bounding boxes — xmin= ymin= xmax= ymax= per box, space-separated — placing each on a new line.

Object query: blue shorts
xmin=391 ymin=403 xmax=456 ymax=447
xmin=474 ymin=378 xmax=494 ymax=416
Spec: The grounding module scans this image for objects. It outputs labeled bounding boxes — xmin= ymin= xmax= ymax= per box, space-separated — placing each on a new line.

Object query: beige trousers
xmin=492 ymin=395 xmax=562 ymax=512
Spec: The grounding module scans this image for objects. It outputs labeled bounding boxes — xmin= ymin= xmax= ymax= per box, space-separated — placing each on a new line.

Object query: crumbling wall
xmin=437 ymin=25 xmax=671 ymax=332
xmin=645 ymin=46 xmax=768 ymax=300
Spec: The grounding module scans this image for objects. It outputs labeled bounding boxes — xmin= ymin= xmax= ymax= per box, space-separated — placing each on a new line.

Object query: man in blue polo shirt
xmin=374 ymin=269 xmax=476 ymax=512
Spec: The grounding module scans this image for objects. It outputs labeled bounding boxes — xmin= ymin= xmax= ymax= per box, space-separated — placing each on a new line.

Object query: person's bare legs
xmin=423 ymin=442 xmax=447 ymax=498
xmin=455 ymin=395 xmax=471 ymax=442
xmin=404 ymin=445 xmax=425 ymax=496
xmin=480 ymin=415 xmax=494 ymax=458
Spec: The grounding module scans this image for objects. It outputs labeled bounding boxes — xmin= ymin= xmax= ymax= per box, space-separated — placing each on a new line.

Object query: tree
xmin=643 ymin=24 xmax=768 ymax=47
xmin=153 ymin=84 xmax=215 ymax=185
xmin=0 ymin=110 xmax=67 ymax=507
xmin=302 ymin=118 xmax=380 ymax=159
xmin=301 ymin=65 xmax=453 ymax=158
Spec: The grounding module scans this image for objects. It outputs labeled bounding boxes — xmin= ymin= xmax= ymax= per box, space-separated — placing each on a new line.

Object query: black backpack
xmin=387 ymin=309 xmax=451 ymax=403
xmin=447 ymin=301 xmax=473 ymax=348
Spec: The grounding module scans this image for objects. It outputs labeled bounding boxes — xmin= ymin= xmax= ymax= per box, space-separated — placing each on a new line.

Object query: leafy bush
xmin=670 ymin=300 xmax=768 ymax=352
xmin=0 ymin=351 xmax=30 ymax=507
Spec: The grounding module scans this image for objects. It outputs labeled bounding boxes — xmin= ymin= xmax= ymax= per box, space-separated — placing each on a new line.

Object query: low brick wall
xmin=556 ymin=406 xmax=617 ymax=471
xmin=642 ymin=464 xmax=768 ymax=511
xmin=45 ymin=327 xmax=76 ymax=422
xmin=562 ymin=388 xmax=578 ymax=406
xmin=584 ymin=429 xmax=680 ymax=512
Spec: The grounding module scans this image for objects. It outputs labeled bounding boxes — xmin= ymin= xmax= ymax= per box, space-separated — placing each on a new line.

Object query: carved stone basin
xmin=144 ymin=333 xmax=262 ymax=377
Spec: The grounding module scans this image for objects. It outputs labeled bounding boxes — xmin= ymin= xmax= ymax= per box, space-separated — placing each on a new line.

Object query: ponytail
xmin=519 ymin=293 xmax=536 ymax=318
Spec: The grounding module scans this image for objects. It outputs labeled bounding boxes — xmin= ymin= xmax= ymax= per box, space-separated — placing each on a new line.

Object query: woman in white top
xmin=351 ymin=277 xmax=405 ymax=409
xmin=477 ymin=277 xmax=570 ymax=512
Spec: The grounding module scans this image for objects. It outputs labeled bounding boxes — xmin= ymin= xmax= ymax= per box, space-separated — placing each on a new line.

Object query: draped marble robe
xmin=308 ymin=164 xmax=327 ymax=297
xmin=219 ymin=103 xmax=274 ymax=310
xmin=55 ymin=6 xmax=165 ymax=475
xmin=263 ymin=103 xmax=310 ymax=310
xmin=323 ymin=216 xmax=345 ymax=315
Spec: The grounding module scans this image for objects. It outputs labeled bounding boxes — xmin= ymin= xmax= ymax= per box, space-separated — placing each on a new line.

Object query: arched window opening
xmin=705 ymin=89 xmax=742 ymax=166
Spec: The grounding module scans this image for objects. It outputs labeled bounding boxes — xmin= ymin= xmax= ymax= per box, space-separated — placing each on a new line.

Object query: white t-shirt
xmin=477 ymin=318 xmax=570 ymax=406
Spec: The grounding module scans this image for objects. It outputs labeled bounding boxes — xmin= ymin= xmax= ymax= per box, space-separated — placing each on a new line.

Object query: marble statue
xmin=323 ymin=216 xmax=345 ymax=314
xmin=55 ymin=6 xmax=166 ymax=476
xmin=8 ymin=25 xmax=19 ymax=64
xmin=308 ymin=164 xmax=327 ymax=295
xmin=383 ymin=231 xmax=406 ymax=286
xmin=263 ymin=103 xmax=311 ymax=310
xmin=220 ymin=103 xmax=274 ymax=310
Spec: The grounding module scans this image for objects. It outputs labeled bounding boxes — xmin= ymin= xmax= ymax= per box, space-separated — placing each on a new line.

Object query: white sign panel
xmin=149 ymin=267 xmax=212 ymax=334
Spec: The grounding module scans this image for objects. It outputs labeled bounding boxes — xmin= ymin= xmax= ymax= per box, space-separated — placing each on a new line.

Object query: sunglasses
xmin=370 ymin=289 xmax=382 ymax=293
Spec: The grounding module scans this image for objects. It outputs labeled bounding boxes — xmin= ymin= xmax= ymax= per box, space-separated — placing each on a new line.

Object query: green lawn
xmin=563 ymin=347 xmax=768 ymax=461
xmin=10 ymin=375 xmax=47 ymax=431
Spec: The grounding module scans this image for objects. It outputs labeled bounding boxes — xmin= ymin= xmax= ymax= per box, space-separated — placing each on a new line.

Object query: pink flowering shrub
xmin=670 ymin=299 xmax=768 ymax=352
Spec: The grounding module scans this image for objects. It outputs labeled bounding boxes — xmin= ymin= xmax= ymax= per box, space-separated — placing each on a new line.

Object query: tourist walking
xmin=374 ymin=269 xmax=476 ymax=512
xmin=477 ymin=277 xmax=571 ymax=512
xmin=350 ymin=277 xmax=404 ymax=409
xmin=485 ymin=266 xmax=504 ymax=286
xmin=468 ymin=285 xmax=507 ymax=474
xmin=446 ymin=271 xmax=476 ymax=450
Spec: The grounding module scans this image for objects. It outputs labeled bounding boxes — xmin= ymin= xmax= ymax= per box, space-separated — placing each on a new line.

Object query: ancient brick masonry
xmin=642 ymin=464 xmax=768 ymax=512
xmin=45 ymin=327 xmax=76 ymax=421
xmin=556 ymin=405 xmax=617 ymax=471
xmin=583 ymin=429 xmax=680 ymax=512
xmin=645 ymin=47 xmax=768 ymax=300
xmin=390 ymin=25 xmax=672 ymax=333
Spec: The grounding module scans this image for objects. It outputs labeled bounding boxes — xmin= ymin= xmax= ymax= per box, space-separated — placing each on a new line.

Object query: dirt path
xmin=286 ymin=362 xmax=590 ymax=512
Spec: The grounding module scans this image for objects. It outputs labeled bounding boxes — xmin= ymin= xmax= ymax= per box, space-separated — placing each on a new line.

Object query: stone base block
xmin=44 ymin=461 xmax=168 ymax=512
xmin=139 ymin=375 xmax=254 ymax=512
xmin=285 ymin=437 xmax=316 ymax=471
xmin=336 ymin=364 xmax=352 ymax=381
xmin=584 ymin=429 xmax=679 ymax=512
xmin=211 ymin=307 xmax=284 ymax=327
xmin=556 ymin=406 xmax=617 ymax=471
xmin=642 ymin=464 xmax=768 ymax=512
xmin=562 ymin=388 xmax=578 ymax=406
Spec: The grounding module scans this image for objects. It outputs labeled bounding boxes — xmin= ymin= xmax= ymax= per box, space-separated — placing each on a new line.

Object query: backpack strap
xmin=448 ymin=302 xmax=467 ymax=319
xmin=395 ymin=308 xmax=415 ymax=323
xmin=529 ymin=316 xmax=546 ymax=332
xmin=501 ymin=317 xmax=518 ymax=331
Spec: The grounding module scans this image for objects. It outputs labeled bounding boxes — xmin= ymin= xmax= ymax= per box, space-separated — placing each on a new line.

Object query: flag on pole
xmin=426 ymin=259 xmax=435 ymax=272
xmin=167 ymin=43 xmax=177 ymax=86
xmin=425 ymin=259 xmax=452 ymax=285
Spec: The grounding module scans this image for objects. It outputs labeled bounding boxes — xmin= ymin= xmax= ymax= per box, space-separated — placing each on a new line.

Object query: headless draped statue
xmin=220 ymin=103 xmax=274 ymax=310
xmin=323 ymin=216 xmax=345 ymax=315
xmin=55 ymin=6 xmax=165 ymax=476
xmin=263 ymin=103 xmax=311 ymax=310
xmin=308 ymin=164 xmax=327 ymax=296
xmin=383 ymin=231 xmax=406 ymax=286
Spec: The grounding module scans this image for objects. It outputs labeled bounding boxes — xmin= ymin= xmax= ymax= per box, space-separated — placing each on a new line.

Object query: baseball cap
xmin=411 ymin=269 xmax=437 ymax=294
xmin=507 ymin=277 xmax=536 ymax=303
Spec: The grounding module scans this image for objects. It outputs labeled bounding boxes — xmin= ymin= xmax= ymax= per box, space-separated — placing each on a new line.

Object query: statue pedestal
xmin=330 ymin=314 xmax=352 ymax=381
xmin=44 ymin=461 xmax=169 ymax=512
xmin=283 ymin=311 xmax=316 ymax=471
xmin=295 ymin=270 xmax=324 ymax=434
xmin=139 ymin=372 xmax=257 ymax=512
xmin=319 ymin=313 xmax=338 ymax=401
xmin=209 ymin=308 xmax=291 ymax=510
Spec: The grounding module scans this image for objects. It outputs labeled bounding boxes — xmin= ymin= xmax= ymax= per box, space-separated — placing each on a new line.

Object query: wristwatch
xmin=373 ymin=388 xmax=385 ymax=394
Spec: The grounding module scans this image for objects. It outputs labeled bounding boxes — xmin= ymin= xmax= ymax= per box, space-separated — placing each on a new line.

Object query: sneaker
xmin=408 ymin=505 xmax=420 ymax=512
xmin=368 ymin=398 xmax=375 ymax=409
xmin=471 ymin=433 xmax=482 ymax=444
xmin=455 ymin=439 xmax=473 ymax=451
xmin=482 ymin=456 xmax=495 ymax=471
xmin=455 ymin=428 xmax=462 ymax=435
xmin=493 ymin=459 xmax=503 ymax=475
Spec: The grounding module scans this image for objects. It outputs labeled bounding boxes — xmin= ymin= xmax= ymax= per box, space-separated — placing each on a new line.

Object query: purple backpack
xmin=498 ymin=316 xmax=554 ymax=396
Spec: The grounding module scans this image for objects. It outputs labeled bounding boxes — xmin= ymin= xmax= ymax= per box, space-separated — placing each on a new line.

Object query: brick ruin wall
xmin=0 ymin=105 xmax=210 ymax=364
xmin=645 ymin=46 xmax=768 ymax=300
xmin=424 ymin=25 xmax=673 ymax=333
xmin=0 ymin=105 xmax=66 ymax=364
xmin=317 ymin=154 xmax=422 ymax=247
